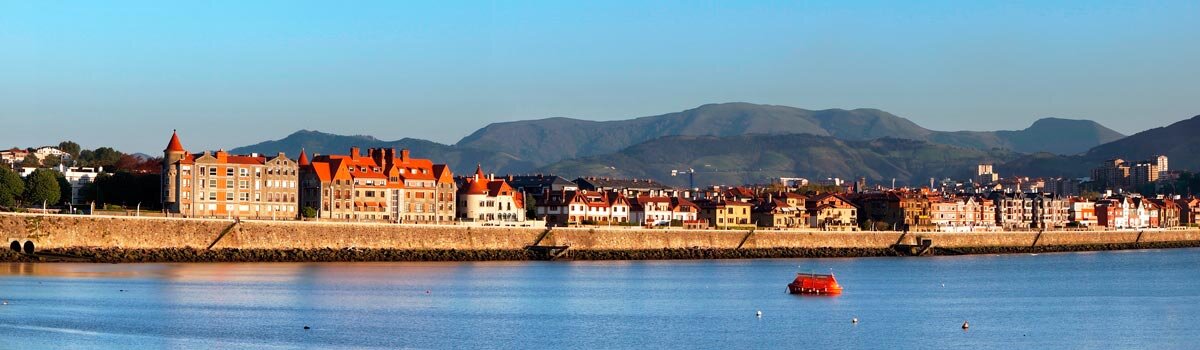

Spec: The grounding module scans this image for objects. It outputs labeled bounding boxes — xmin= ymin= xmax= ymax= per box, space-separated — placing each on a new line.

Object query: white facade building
xmin=457 ymin=166 xmax=526 ymax=224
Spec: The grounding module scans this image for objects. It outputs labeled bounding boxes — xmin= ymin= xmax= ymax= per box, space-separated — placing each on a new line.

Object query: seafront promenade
xmin=3 ymin=212 xmax=1199 ymax=262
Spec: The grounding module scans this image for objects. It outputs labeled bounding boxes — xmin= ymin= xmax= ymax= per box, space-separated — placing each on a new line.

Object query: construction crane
xmin=670 ymin=168 xmax=696 ymax=189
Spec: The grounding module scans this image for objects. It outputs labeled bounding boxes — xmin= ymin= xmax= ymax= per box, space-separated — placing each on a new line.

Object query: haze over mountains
xmin=230 ymin=103 xmax=1198 ymax=187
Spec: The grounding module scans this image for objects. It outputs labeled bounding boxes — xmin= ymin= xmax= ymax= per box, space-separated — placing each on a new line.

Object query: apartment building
xmin=161 ymin=131 xmax=298 ymax=219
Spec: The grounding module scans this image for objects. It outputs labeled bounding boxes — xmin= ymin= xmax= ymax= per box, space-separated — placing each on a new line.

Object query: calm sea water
xmin=1 ymin=249 xmax=1198 ymax=349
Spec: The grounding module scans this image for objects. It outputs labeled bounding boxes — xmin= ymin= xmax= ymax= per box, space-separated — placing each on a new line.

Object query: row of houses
xmin=1 ymin=147 xmax=71 ymax=167
xmin=160 ymin=131 xmax=525 ymax=224
xmin=158 ymin=131 xmax=1200 ymax=230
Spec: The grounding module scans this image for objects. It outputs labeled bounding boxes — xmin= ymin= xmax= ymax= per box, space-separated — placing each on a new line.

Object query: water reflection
xmin=1 ymin=249 xmax=1198 ymax=349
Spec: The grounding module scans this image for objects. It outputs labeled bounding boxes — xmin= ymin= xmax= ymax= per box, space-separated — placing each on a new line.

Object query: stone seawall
xmin=2 ymin=213 xmax=1199 ymax=262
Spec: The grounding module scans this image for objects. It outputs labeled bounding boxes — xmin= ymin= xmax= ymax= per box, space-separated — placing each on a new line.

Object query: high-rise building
xmin=1130 ymin=161 xmax=1160 ymax=189
xmin=1091 ymin=159 xmax=1130 ymax=191
xmin=975 ymin=163 xmax=998 ymax=184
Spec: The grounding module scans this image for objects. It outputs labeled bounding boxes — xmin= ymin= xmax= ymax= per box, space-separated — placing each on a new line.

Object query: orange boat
xmin=787 ymin=273 xmax=843 ymax=295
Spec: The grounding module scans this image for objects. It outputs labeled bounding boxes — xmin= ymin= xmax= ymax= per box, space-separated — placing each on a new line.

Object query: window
xmin=226 ymin=180 xmax=234 ymax=189
xmin=239 ymin=180 xmax=248 ymax=189
xmin=209 ymin=179 xmax=217 ymax=188
xmin=209 ymin=167 xmax=217 ymax=176
xmin=208 ymin=192 xmax=217 ymax=200
xmin=226 ymin=167 xmax=234 ymax=176
xmin=240 ymin=168 xmax=248 ymax=177
xmin=226 ymin=192 xmax=234 ymax=201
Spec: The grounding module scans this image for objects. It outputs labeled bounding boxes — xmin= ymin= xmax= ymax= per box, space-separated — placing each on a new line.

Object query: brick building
xmin=300 ymin=147 xmax=456 ymax=223
xmin=161 ymin=131 xmax=298 ymax=219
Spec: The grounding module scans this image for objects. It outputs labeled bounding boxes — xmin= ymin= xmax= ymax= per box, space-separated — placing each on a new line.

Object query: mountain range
xmin=539 ymin=135 xmax=1020 ymax=188
xmin=228 ymin=103 xmax=1197 ymax=187
xmin=455 ymin=103 xmax=1124 ymax=165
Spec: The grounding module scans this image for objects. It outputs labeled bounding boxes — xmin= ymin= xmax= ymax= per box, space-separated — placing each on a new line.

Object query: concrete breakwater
xmin=3 ymin=213 xmax=1200 ymax=262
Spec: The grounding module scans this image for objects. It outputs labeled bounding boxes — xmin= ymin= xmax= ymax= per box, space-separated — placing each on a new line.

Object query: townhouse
xmin=629 ymin=196 xmax=700 ymax=226
xmin=695 ymin=198 xmax=753 ymax=229
xmin=805 ymin=193 xmax=858 ymax=231
xmin=535 ymin=190 xmax=629 ymax=226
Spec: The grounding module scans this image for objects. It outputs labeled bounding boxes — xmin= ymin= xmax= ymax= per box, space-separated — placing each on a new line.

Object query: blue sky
xmin=2 ymin=0 xmax=1198 ymax=153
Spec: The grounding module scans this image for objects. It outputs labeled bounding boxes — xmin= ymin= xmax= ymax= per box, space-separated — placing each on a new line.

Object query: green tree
xmin=0 ymin=167 xmax=24 ymax=206
xmin=57 ymin=141 xmax=82 ymax=159
xmin=89 ymin=147 xmax=124 ymax=169
xmin=75 ymin=149 xmax=94 ymax=167
xmin=0 ymin=190 xmax=13 ymax=208
xmin=19 ymin=154 xmax=40 ymax=168
xmin=302 ymin=206 xmax=317 ymax=218
xmin=23 ymin=169 xmax=61 ymax=206
xmin=55 ymin=172 xmax=73 ymax=205
xmin=42 ymin=154 xmax=63 ymax=168
xmin=83 ymin=173 xmax=111 ymax=204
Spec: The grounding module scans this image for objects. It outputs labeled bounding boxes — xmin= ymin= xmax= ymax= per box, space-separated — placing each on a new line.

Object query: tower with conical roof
xmin=162 ymin=130 xmax=188 ymax=210
xmin=164 ymin=130 xmax=187 ymax=163
xmin=297 ymin=148 xmax=310 ymax=167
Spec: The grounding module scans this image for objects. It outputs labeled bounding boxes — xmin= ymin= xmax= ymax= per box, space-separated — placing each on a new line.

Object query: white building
xmin=33 ymin=147 xmax=71 ymax=164
xmin=19 ymin=165 xmax=107 ymax=205
xmin=457 ymin=166 xmax=526 ymax=224
xmin=630 ymin=196 xmax=699 ymax=226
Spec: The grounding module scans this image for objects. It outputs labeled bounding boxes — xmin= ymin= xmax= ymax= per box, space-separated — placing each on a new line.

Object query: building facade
xmin=161 ymin=131 xmax=298 ymax=219
xmin=300 ymin=147 xmax=456 ymax=223
xmin=457 ymin=166 xmax=526 ymax=223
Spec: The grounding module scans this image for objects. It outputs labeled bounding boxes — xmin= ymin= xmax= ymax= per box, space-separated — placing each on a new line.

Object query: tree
xmin=42 ymin=154 xmax=63 ymax=168
xmin=302 ymin=206 xmax=317 ymax=218
xmin=0 ymin=166 xmax=24 ymax=206
xmin=55 ymin=172 xmax=72 ymax=205
xmin=83 ymin=173 xmax=110 ymax=204
xmin=84 ymin=147 xmax=123 ymax=169
xmin=23 ymin=169 xmax=61 ymax=206
xmin=19 ymin=154 xmax=40 ymax=168
xmin=0 ymin=190 xmax=13 ymax=208
xmin=57 ymin=141 xmax=81 ymax=159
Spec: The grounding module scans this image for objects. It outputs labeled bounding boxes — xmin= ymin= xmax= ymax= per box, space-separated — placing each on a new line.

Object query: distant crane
xmin=671 ymin=168 xmax=695 ymax=190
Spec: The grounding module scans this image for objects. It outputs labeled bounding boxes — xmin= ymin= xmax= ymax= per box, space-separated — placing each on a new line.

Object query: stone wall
xmin=3 ymin=213 xmax=1199 ymax=252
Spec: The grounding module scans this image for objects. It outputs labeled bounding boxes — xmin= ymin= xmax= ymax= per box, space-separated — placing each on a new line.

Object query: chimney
xmin=370 ymin=148 xmax=384 ymax=165
xmin=350 ymin=147 xmax=360 ymax=159
xmin=400 ymin=149 xmax=410 ymax=162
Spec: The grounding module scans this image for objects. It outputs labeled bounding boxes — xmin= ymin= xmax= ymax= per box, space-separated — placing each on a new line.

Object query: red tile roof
xmin=165 ymin=130 xmax=186 ymax=152
xmin=298 ymin=149 xmax=309 ymax=166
